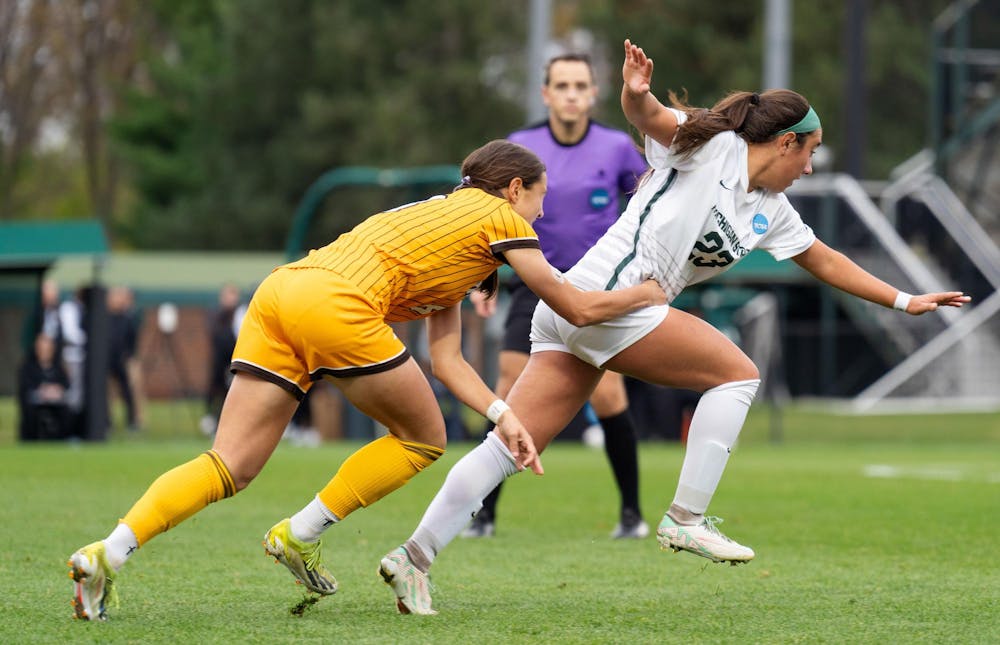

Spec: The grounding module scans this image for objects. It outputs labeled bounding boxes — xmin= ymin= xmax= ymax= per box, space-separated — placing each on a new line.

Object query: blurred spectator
xmin=39 ymin=278 xmax=64 ymax=349
xmin=107 ymin=286 xmax=143 ymax=431
xmin=59 ymin=286 xmax=88 ymax=431
xmin=200 ymin=283 xmax=246 ymax=436
xmin=18 ymin=332 xmax=72 ymax=441
xmin=124 ymin=290 xmax=147 ymax=429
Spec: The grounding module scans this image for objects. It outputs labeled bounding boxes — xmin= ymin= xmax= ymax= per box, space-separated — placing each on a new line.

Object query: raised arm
xmin=792 ymin=239 xmax=970 ymax=314
xmin=504 ymin=247 xmax=666 ymax=327
xmin=621 ymin=39 xmax=678 ymax=149
xmin=424 ymin=305 xmax=543 ymax=474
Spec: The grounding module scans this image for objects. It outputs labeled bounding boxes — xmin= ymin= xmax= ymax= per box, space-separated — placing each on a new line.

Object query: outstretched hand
xmin=905 ymin=291 xmax=971 ymax=314
xmin=623 ymin=38 xmax=654 ymax=96
xmin=493 ymin=413 xmax=544 ymax=475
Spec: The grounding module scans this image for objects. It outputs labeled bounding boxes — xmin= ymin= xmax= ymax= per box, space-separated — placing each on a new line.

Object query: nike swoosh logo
xmin=719 ymin=179 xmax=733 ymax=190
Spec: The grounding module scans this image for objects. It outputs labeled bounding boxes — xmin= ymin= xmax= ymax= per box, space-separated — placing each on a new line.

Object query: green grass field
xmin=1 ymin=400 xmax=998 ymax=644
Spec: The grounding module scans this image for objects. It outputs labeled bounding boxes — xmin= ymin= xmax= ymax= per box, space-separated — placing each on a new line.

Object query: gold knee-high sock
xmin=122 ymin=450 xmax=236 ymax=546
xmin=318 ymin=435 xmax=443 ymax=520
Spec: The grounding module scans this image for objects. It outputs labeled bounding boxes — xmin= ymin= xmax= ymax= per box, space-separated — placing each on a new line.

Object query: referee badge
xmin=589 ymin=188 xmax=611 ymax=209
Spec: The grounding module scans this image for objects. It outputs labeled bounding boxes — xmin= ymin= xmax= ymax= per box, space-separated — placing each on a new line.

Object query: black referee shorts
xmin=501 ymin=278 xmax=540 ymax=354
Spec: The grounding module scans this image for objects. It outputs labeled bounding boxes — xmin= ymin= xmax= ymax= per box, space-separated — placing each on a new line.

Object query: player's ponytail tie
xmin=736 ymin=93 xmax=760 ymax=133
xmin=460 ymin=175 xmax=472 ymax=186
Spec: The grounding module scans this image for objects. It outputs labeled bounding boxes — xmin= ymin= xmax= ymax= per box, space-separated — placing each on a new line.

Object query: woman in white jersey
xmin=376 ymin=39 xmax=970 ymax=615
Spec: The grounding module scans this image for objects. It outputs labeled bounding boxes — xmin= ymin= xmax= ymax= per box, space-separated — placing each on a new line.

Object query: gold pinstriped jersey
xmin=288 ymin=188 xmax=540 ymax=322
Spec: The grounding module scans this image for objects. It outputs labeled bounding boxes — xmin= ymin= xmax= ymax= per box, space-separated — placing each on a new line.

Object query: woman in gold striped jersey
xmin=66 ymin=139 xmax=666 ymax=620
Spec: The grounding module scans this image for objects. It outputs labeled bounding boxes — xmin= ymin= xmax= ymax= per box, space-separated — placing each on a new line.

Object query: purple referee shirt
xmin=508 ymin=121 xmax=647 ymax=271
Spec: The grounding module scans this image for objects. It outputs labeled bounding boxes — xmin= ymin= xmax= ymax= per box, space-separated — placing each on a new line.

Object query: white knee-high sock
xmin=672 ymin=379 xmax=760 ymax=515
xmin=406 ymin=433 xmax=519 ymax=567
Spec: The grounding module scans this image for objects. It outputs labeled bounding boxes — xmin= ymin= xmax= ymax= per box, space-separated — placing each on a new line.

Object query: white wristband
xmin=486 ymin=399 xmax=510 ymax=424
xmin=893 ymin=291 xmax=913 ymax=312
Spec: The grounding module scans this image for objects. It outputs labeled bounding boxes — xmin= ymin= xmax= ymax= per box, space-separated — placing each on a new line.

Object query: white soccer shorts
xmin=529 ymin=301 xmax=670 ymax=368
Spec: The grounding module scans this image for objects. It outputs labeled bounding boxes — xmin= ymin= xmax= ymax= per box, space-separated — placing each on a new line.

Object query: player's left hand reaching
xmin=492 ymin=412 xmax=544 ymax=475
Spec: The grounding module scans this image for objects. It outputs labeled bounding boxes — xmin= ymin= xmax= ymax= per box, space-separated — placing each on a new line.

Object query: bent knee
xmin=590 ymin=373 xmax=627 ymax=411
xmin=230 ymin=469 xmax=258 ymax=492
xmin=737 ymin=360 xmax=760 ymax=382
xmin=703 ymin=359 xmax=759 ymax=392
xmin=392 ymin=422 xmax=448 ymax=451
xmin=203 ymin=448 xmax=257 ymax=493
xmin=725 ymin=351 xmax=760 ymax=383
xmin=589 ymin=389 xmax=628 ymax=417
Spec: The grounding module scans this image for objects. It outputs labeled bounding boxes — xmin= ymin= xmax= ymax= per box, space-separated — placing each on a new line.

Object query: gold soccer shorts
xmin=231 ymin=267 xmax=409 ymax=399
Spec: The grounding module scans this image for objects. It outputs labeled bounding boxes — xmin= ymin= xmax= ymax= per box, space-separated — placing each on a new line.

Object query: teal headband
xmin=777 ymin=106 xmax=821 ymax=135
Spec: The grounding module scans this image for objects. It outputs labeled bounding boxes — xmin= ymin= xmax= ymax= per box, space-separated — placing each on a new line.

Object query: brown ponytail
xmin=668 ymin=89 xmax=813 ymax=156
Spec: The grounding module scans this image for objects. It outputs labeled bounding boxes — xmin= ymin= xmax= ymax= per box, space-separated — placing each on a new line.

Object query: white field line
xmin=863 ymin=464 xmax=1000 ymax=483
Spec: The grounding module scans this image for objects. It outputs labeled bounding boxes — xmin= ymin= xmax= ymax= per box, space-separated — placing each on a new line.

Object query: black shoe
xmin=460 ymin=510 xmax=495 ymax=538
xmin=611 ymin=508 xmax=649 ymax=539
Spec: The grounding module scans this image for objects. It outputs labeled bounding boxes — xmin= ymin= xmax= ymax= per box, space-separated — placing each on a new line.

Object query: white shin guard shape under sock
xmin=408 ymin=432 xmax=519 ymax=565
xmin=672 ymin=378 xmax=760 ymax=516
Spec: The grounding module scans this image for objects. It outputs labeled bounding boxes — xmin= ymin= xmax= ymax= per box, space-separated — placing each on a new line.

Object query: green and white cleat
xmin=378 ymin=547 xmax=436 ymax=615
xmin=263 ymin=518 xmax=338 ymax=595
xmin=657 ymin=514 xmax=754 ymax=564
xmin=68 ymin=541 xmax=118 ymax=621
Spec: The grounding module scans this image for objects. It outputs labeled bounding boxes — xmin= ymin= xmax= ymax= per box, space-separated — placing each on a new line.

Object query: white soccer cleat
xmin=657 ymin=514 xmax=754 ymax=564
xmin=378 ymin=547 xmax=436 ymax=615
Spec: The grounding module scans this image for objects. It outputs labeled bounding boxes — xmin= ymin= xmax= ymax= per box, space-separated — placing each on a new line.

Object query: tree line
xmin=0 ymin=0 xmax=951 ymax=250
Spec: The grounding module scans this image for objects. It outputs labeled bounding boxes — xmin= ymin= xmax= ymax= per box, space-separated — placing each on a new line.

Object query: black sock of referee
xmin=599 ymin=410 xmax=641 ymax=516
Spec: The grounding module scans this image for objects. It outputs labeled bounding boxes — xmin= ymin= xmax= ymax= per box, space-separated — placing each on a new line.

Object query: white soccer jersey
xmin=566 ymin=109 xmax=816 ymax=301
